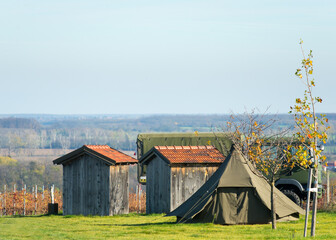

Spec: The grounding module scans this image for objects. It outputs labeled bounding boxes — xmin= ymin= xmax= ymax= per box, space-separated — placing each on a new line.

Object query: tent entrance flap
xmin=192 ymin=187 xmax=271 ymax=224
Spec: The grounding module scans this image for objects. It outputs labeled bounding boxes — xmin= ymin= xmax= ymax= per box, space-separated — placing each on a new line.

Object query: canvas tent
xmin=166 ymin=147 xmax=304 ymax=225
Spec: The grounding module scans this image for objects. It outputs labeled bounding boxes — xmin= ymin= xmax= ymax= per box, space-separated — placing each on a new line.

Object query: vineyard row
xmin=0 ymin=186 xmax=146 ymax=216
xmin=0 ymin=186 xmax=62 ymax=216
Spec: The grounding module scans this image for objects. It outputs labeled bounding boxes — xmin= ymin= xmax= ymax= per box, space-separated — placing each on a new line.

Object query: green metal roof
xmin=137 ymin=132 xmax=233 ymax=158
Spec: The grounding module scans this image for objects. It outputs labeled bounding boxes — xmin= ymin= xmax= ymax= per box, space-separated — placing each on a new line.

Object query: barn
xmin=53 ymin=145 xmax=137 ymax=216
xmin=139 ymin=145 xmax=226 ymax=214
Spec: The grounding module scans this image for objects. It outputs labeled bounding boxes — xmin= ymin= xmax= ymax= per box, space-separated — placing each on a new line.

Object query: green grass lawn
xmin=0 ymin=212 xmax=335 ymax=240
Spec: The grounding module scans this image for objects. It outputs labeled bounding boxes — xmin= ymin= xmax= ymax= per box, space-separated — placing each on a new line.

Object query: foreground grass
xmin=0 ymin=212 xmax=335 ymax=239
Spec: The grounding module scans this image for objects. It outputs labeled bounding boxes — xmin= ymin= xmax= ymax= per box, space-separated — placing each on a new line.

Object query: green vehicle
xmin=137 ymin=132 xmax=322 ymax=205
xmin=275 ymin=159 xmax=323 ymax=205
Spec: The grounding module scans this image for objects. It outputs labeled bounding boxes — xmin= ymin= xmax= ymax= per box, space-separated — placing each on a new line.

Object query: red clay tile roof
xmin=84 ymin=145 xmax=137 ymax=164
xmin=154 ymin=146 xmax=225 ymax=164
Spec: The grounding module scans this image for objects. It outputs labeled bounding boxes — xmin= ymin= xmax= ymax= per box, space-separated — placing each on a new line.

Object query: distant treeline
xmin=0 ymin=118 xmax=41 ymax=129
xmin=0 ymin=114 xmax=334 ymax=153
xmin=0 ymin=128 xmax=135 ymax=153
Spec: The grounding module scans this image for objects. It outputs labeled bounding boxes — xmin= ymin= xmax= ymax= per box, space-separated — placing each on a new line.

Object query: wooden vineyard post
xmin=0 ymin=190 xmax=2 ymax=216
xmin=23 ymin=185 xmax=26 ymax=216
xmin=4 ymin=185 xmax=6 ymax=216
xmin=139 ymin=184 xmax=142 ymax=213
xmin=326 ymin=170 xmax=330 ymax=204
xmin=42 ymin=185 xmax=44 ymax=213
xmin=32 ymin=186 xmax=35 ymax=215
xmin=48 ymin=184 xmax=58 ymax=215
xmin=136 ymin=185 xmax=139 ymax=213
xmin=42 ymin=185 xmax=44 ymax=200
xmin=51 ymin=185 xmax=54 ymax=204
xmin=35 ymin=185 xmax=37 ymax=215
xmin=13 ymin=184 xmax=16 ymax=216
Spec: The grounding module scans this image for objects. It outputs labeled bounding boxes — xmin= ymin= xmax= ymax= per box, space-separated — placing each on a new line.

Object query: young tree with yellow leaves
xmin=288 ymin=40 xmax=329 ymax=237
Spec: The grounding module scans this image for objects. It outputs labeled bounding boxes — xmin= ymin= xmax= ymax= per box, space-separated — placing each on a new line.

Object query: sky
xmin=0 ymin=0 xmax=335 ymax=115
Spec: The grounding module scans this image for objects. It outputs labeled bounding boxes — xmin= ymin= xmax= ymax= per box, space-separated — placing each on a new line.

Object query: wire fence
xmin=0 ymin=185 xmax=62 ymax=216
xmin=129 ymin=185 xmax=146 ymax=213
xmin=0 ymin=184 xmax=146 ymax=216
xmin=317 ymin=182 xmax=336 ymax=211
xmin=2 ymin=182 xmax=332 ymax=216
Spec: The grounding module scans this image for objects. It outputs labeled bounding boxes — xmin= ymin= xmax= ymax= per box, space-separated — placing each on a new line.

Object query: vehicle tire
xmin=282 ymin=189 xmax=301 ymax=206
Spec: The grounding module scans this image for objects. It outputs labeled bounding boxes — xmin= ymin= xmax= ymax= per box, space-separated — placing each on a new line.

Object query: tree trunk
xmin=304 ymin=168 xmax=313 ymax=237
xmin=271 ymin=180 xmax=276 ymax=229
xmin=311 ymin=166 xmax=318 ymax=236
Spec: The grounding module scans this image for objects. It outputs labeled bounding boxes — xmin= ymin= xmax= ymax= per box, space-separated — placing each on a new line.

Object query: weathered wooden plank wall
xmin=109 ymin=165 xmax=129 ymax=215
xmin=170 ymin=165 xmax=219 ymax=211
xmin=62 ymin=155 xmax=110 ymax=215
xmin=146 ymin=156 xmax=170 ymax=214
xmin=63 ymin=162 xmax=69 ymax=215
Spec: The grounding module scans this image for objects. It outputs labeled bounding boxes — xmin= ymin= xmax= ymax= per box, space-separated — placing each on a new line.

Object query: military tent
xmin=166 ymin=147 xmax=304 ymax=224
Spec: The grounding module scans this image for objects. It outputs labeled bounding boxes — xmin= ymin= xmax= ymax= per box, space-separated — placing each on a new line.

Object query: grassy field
xmin=0 ymin=212 xmax=335 ymax=240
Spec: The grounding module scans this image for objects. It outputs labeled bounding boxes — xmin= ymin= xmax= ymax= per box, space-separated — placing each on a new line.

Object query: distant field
xmin=0 ymin=212 xmax=335 ymax=239
xmin=0 ymin=148 xmax=136 ymax=162
xmin=0 ymin=148 xmax=72 ymax=162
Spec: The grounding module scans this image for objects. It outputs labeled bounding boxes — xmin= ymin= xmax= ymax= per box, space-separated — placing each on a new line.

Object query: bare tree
xmin=222 ymin=109 xmax=294 ymax=229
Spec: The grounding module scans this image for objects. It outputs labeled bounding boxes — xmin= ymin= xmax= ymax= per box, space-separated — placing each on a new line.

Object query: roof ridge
xmin=85 ymin=144 xmax=110 ymax=149
xmin=84 ymin=145 xmax=137 ymax=163
xmin=154 ymin=145 xmax=215 ymax=149
xmin=54 ymin=145 xmax=137 ymax=165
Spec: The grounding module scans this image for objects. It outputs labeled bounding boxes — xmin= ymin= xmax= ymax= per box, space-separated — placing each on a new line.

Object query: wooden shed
xmin=53 ymin=145 xmax=137 ymax=216
xmin=139 ymin=145 xmax=226 ymax=214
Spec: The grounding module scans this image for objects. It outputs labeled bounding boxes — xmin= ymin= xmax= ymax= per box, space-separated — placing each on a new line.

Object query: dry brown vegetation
xmin=1 ymin=183 xmax=334 ymax=216
xmin=0 ymin=188 xmax=62 ymax=216
xmin=129 ymin=192 xmax=146 ymax=213
xmin=0 ymin=188 xmax=147 ymax=215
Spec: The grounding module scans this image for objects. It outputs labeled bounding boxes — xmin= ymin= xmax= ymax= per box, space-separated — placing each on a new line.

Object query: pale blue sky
xmin=0 ymin=0 xmax=335 ymax=114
